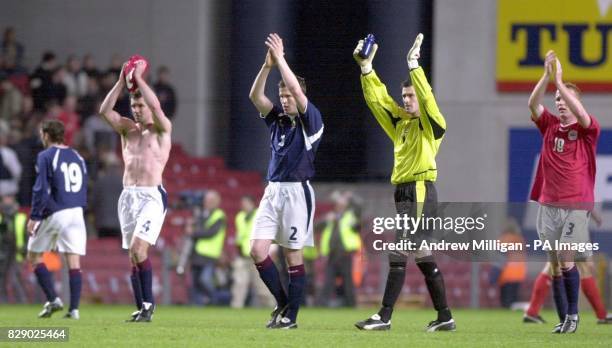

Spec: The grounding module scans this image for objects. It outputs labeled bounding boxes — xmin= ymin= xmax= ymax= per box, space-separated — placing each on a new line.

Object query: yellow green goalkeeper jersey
xmin=360 ymin=67 xmax=446 ymax=184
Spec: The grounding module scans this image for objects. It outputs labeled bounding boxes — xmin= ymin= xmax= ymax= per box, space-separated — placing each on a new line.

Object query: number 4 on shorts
xmin=565 ymin=222 xmax=574 ymax=236
xmin=141 ymin=220 xmax=151 ymax=234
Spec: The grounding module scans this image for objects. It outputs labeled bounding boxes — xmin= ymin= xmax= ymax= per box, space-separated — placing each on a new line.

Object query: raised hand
xmin=264 ymin=49 xmax=275 ymax=68
xmin=119 ymin=62 xmax=127 ymax=82
xmin=134 ymin=59 xmax=147 ymax=78
xmin=353 ymin=40 xmax=378 ymax=74
xmin=552 ymin=56 xmax=563 ymax=84
xmin=407 ymin=33 xmax=424 ymax=70
xmin=544 ymin=50 xmax=555 ymax=78
xmin=265 ymin=33 xmax=285 ymax=62
xmin=544 ymin=50 xmax=563 ymax=84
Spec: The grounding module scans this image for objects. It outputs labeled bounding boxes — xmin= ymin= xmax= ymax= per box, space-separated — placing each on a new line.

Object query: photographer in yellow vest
xmin=317 ymin=191 xmax=361 ymax=307
xmin=186 ymin=190 xmax=226 ymax=305
xmin=231 ymin=195 xmax=274 ymax=308
xmin=0 ymin=194 xmax=27 ymax=303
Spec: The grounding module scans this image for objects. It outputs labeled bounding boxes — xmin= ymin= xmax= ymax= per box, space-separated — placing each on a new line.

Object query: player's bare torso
xmin=121 ymin=123 xmax=171 ymax=186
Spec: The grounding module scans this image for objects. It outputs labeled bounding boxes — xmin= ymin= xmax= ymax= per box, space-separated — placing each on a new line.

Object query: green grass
xmin=0 ymin=306 xmax=610 ymax=347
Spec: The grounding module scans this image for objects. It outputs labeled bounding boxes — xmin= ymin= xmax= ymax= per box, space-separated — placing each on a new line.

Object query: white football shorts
xmin=118 ymin=185 xmax=168 ymax=249
xmin=28 ymin=207 xmax=87 ymax=255
xmin=251 ymin=181 xmax=315 ymax=249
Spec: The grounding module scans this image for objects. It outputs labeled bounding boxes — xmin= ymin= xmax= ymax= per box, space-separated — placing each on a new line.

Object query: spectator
xmin=0 ymin=120 xmax=22 ymax=196
xmin=63 ymin=55 xmax=88 ymax=97
xmin=497 ymin=218 xmax=527 ymax=308
xmin=13 ymin=115 xmax=43 ymax=206
xmin=81 ymin=54 xmax=100 ymax=79
xmin=90 ymin=152 xmax=122 ymax=238
xmin=48 ymin=67 xmax=67 ymax=105
xmin=1 ymin=27 xmax=24 ymax=66
xmin=0 ymin=73 xmax=23 ymax=123
xmin=6 ymin=119 xmax=22 ymax=147
xmin=231 ymin=195 xmax=274 ymax=308
xmin=82 ymin=100 xmax=116 ymax=155
xmin=187 ymin=190 xmax=226 ymax=305
xmin=98 ymin=70 xmax=115 ymax=95
xmin=317 ymin=191 xmax=361 ymax=307
xmin=77 ymin=76 xmax=100 ymax=120
xmin=30 ymin=51 xmax=58 ymax=111
xmin=0 ymin=194 xmax=28 ymax=303
xmin=302 ymin=242 xmax=319 ymax=306
xmin=12 ymin=95 xmax=34 ymax=136
xmin=21 ymin=95 xmax=34 ymax=118
xmin=1 ymin=54 xmax=29 ymax=95
xmin=55 ymin=95 xmax=80 ymax=146
xmin=153 ymin=65 xmax=177 ymax=119
xmin=106 ymin=53 xmax=123 ymax=80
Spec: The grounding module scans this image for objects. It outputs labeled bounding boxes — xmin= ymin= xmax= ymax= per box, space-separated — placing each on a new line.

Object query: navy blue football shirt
xmin=262 ymin=101 xmax=324 ymax=182
xmin=30 ymin=146 xmax=88 ymax=220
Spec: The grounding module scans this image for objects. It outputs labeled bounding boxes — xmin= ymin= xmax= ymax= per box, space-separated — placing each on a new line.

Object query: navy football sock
xmin=286 ymin=264 xmax=306 ymax=322
xmin=34 ymin=263 xmax=57 ymax=302
xmin=137 ymin=259 xmax=154 ymax=306
xmin=562 ymin=266 xmax=580 ymax=316
xmin=68 ymin=269 xmax=82 ymax=311
xmin=552 ymin=275 xmax=568 ymax=322
xmin=130 ymin=266 xmax=144 ymax=310
xmin=255 ymin=256 xmax=287 ymax=308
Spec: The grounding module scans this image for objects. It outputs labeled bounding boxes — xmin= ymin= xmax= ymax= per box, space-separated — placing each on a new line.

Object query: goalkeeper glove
xmin=407 ymin=33 xmax=424 ymax=70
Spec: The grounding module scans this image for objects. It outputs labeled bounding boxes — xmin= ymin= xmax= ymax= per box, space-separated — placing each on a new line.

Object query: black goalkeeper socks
xmin=417 ymin=260 xmax=452 ymax=321
xmin=379 ymin=261 xmax=407 ymax=322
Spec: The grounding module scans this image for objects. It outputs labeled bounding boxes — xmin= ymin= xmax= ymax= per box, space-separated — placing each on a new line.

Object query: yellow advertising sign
xmin=497 ymin=0 xmax=612 ymax=92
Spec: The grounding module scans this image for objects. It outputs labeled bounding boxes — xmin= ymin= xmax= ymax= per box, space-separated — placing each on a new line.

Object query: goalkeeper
xmin=353 ymin=34 xmax=455 ymax=332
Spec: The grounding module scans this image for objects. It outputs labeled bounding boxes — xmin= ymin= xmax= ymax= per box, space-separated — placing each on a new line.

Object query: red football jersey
xmin=529 ymin=108 xmax=600 ymax=209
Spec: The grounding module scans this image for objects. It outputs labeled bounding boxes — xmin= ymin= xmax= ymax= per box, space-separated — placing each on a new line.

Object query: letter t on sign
xmin=511 ymin=24 xmax=557 ymax=66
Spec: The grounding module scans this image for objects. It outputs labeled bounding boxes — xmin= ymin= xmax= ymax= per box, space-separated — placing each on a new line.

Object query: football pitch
xmin=0 ymin=306 xmax=610 ymax=347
